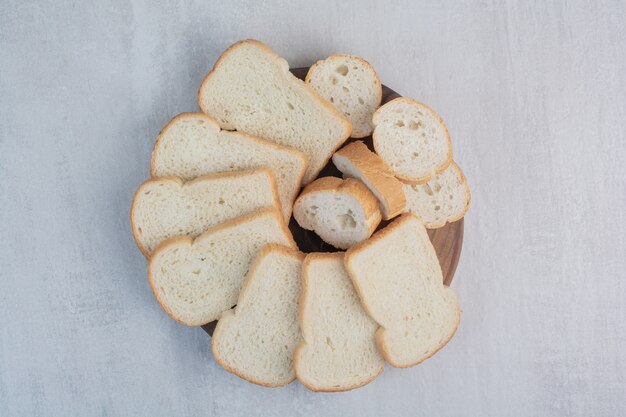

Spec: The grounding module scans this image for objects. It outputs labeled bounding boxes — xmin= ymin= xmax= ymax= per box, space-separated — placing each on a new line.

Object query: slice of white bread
xmin=212 ymin=244 xmax=304 ymax=387
xmin=131 ymin=168 xmax=280 ymax=257
xmin=198 ymin=39 xmax=352 ymax=184
xmin=372 ymin=97 xmax=453 ymax=183
xmin=151 ymin=113 xmax=307 ymax=221
xmin=332 ymin=140 xmax=406 ymax=220
xmin=293 ymin=177 xmax=381 ymax=250
xmin=305 ymin=54 xmax=382 ymax=138
xmin=345 ymin=214 xmax=460 ymax=368
xmin=148 ymin=208 xmax=296 ymax=326
xmin=403 ymin=161 xmax=471 ymax=228
xmin=294 ymin=252 xmax=384 ymax=391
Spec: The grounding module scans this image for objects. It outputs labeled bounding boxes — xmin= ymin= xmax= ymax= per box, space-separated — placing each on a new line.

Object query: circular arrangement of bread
xmin=130 ymin=39 xmax=470 ymax=392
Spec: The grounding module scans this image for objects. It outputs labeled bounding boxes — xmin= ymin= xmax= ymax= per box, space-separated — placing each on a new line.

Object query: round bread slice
xmin=332 ymin=140 xmax=406 ymax=220
xmin=403 ymin=161 xmax=471 ymax=228
xmin=212 ymin=244 xmax=304 ymax=387
xmin=293 ymin=177 xmax=382 ymax=250
xmin=305 ymin=54 xmax=382 ymax=138
xmin=372 ymin=97 xmax=453 ymax=183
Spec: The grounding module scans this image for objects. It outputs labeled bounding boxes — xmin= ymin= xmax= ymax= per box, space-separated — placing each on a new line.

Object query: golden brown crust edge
xmin=147 ymin=208 xmax=295 ymax=326
xmin=293 ymin=252 xmax=383 ymax=392
xmin=372 ymin=97 xmax=454 ymax=184
xmin=305 ymin=54 xmax=383 ymax=139
xmin=130 ymin=167 xmax=282 ymax=258
xmin=333 ymin=140 xmax=406 ymax=220
xmin=211 ymin=244 xmax=304 ymax=388
xmin=196 ymin=39 xmax=352 ymax=183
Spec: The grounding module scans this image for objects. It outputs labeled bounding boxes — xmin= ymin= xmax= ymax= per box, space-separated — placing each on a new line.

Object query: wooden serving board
xmin=201 ymin=67 xmax=463 ymax=336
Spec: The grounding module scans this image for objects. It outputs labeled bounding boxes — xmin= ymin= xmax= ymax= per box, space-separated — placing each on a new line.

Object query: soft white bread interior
xmin=345 ymin=214 xmax=460 ymax=368
xmin=332 ymin=140 xmax=406 ymax=220
xmin=198 ymin=39 xmax=352 ymax=184
xmin=305 ymin=54 xmax=381 ymax=138
xmin=151 ymin=112 xmax=307 ymax=221
xmin=212 ymin=245 xmax=304 ymax=387
xmin=372 ymin=97 xmax=452 ymax=183
xmin=131 ymin=168 xmax=280 ymax=257
xmin=294 ymin=252 xmax=384 ymax=391
xmin=293 ymin=177 xmax=381 ymax=249
xmin=403 ymin=161 xmax=470 ymax=228
xmin=148 ymin=208 xmax=296 ymax=326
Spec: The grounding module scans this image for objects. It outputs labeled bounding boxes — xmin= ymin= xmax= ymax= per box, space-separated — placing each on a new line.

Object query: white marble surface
xmin=1 ymin=0 xmax=625 ymax=416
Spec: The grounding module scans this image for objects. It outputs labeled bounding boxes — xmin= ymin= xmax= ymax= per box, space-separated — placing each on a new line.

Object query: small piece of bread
xmin=198 ymin=39 xmax=352 ymax=184
xmin=131 ymin=168 xmax=280 ymax=257
xmin=294 ymin=252 xmax=384 ymax=391
xmin=372 ymin=97 xmax=453 ymax=183
xmin=305 ymin=54 xmax=382 ymax=138
xmin=148 ymin=208 xmax=296 ymax=326
xmin=212 ymin=244 xmax=304 ymax=387
xmin=293 ymin=177 xmax=381 ymax=249
xmin=151 ymin=112 xmax=307 ymax=221
xmin=345 ymin=214 xmax=460 ymax=368
xmin=332 ymin=140 xmax=406 ymax=220
xmin=403 ymin=161 xmax=471 ymax=228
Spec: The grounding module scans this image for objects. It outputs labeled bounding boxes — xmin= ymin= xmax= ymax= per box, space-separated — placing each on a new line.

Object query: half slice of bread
xmin=198 ymin=40 xmax=352 ymax=184
xmin=305 ymin=54 xmax=382 ymax=138
xmin=148 ymin=208 xmax=296 ymax=326
xmin=212 ymin=244 xmax=304 ymax=387
xmin=131 ymin=168 xmax=280 ymax=257
xmin=332 ymin=140 xmax=406 ymax=220
xmin=151 ymin=113 xmax=307 ymax=221
xmin=293 ymin=177 xmax=381 ymax=249
xmin=294 ymin=252 xmax=384 ymax=391
xmin=372 ymin=97 xmax=452 ymax=183
xmin=345 ymin=214 xmax=460 ymax=368
xmin=403 ymin=161 xmax=471 ymax=228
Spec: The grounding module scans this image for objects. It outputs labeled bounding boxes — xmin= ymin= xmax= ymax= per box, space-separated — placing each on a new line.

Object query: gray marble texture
xmin=1 ymin=0 xmax=625 ymax=416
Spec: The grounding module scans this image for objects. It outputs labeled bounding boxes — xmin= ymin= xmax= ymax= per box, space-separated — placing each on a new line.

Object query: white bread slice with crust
xmin=131 ymin=168 xmax=280 ymax=257
xmin=332 ymin=140 xmax=406 ymax=220
xmin=305 ymin=54 xmax=382 ymax=138
xmin=294 ymin=252 xmax=384 ymax=392
xmin=148 ymin=208 xmax=296 ymax=326
xmin=372 ymin=97 xmax=453 ymax=184
xmin=212 ymin=244 xmax=304 ymax=387
xmin=293 ymin=177 xmax=381 ymax=250
xmin=403 ymin=161 xmax=471 ymax=228
xmin=345 ymin=214 xmax=460 ymax=368
xmin=151 ymin=112 xmax=307 ymax=221
xmin=198 ymin=39 xmax=352 ymax=184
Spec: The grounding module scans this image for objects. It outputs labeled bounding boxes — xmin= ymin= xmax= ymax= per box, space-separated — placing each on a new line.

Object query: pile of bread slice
xmin=131 ymin=40 xmax=470 ymax=391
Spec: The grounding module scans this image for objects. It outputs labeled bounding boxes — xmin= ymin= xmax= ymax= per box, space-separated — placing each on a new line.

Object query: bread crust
xmin=402 ymin=161 xmax=471 ymax=229
xmin=293 ymin=252 xmax=384 ymax=392
xmin=372 ymin=97 xmax=453 ymax=184
xmin=294 ymin=177 xmax=382 ymax=246
xmin=196 ymin=39 xmax=352 ymax=184
xmin=130 ymin=167 xmax=282 ymax=258
xmin=211 ymin=244 xmax=304 ymax=387
xmin=149 ymin=112 xmax=308 ymax=220
xmin=333 ymin=140 xmax=406 ymax=220
xmin=305 ymin=54 xmax=382 ymax=138
xmin=344 ymin=213 xmax=461 ymax=368
xmin=147 ymin=208 xmax=295 ymax=326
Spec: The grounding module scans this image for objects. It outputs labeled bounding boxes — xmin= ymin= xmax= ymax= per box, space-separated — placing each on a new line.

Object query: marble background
xmin=1 ymin=0 xmax=624 ymax=416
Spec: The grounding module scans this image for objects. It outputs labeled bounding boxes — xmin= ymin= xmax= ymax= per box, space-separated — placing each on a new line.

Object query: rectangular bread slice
xmin=151 ymin=113 xmax=307 ymax=221
xmin=131 ymin=168 xmax=281 ymax=257
xmin=294 ymin=252 xmax=384 ymax=391
xmin=332 ymin=140 xmax=406 ymax=220
xmin=344 ymin=214 xmax=460 ymax=368
xmin=148 ymin=208 xmax=296 ymax=326
xmin=198 ymin=39 xmax=352 ymax=184
xmin=212 ymin=244 xmax=304 ymax=387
